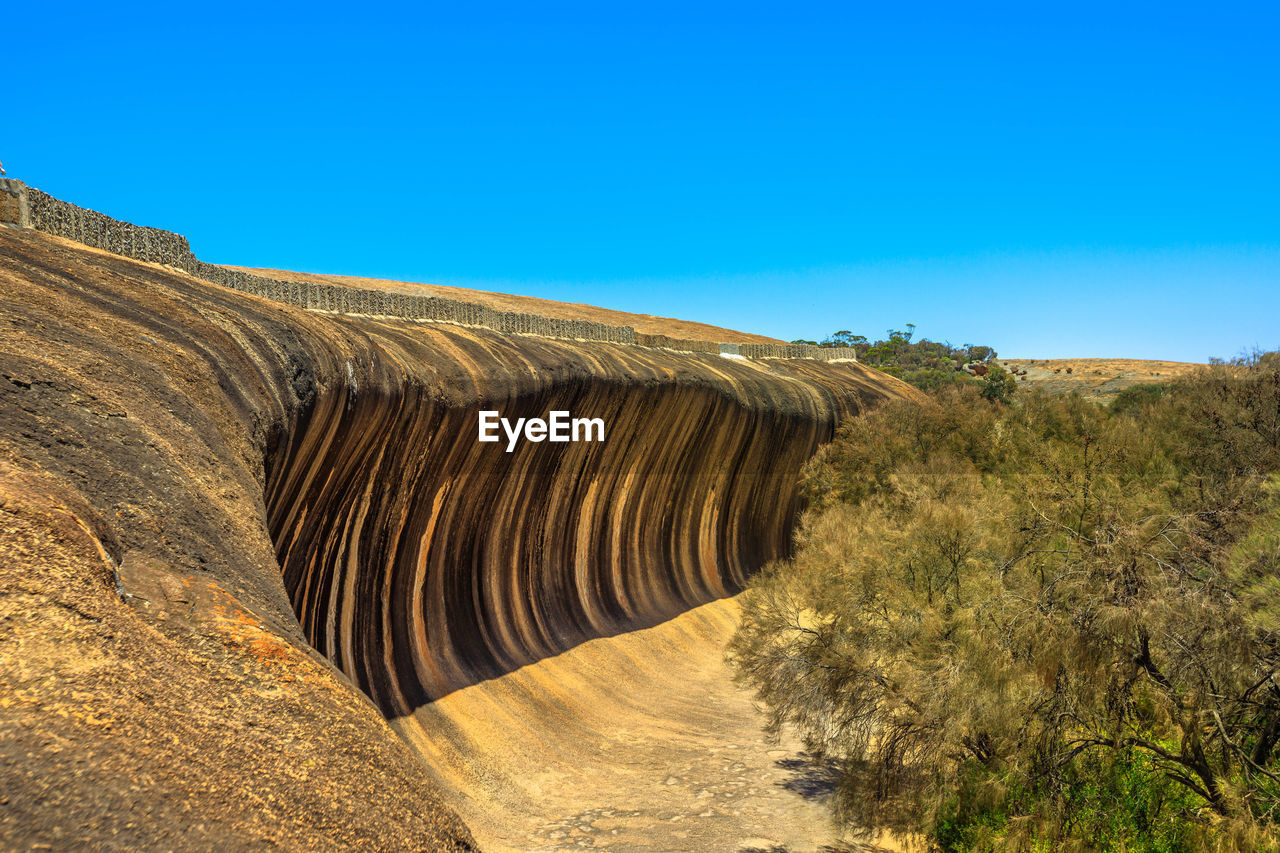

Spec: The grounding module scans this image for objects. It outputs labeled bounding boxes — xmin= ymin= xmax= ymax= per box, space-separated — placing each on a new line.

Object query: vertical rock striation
xmin=263 ymin=331 xmax=907 ymax=710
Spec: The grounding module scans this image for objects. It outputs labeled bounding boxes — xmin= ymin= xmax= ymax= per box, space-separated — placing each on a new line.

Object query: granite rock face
xmin=0 ymin=224 xmax=914 ymax=848
xmin=265 ymin=318 xmax=901 ymax=709
xmin=0 ymin=227 xmax=477 ymax=850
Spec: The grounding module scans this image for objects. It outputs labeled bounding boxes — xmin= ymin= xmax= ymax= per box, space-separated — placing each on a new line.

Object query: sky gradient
xmin=5 ymin=1 xmax=1277 ymax=361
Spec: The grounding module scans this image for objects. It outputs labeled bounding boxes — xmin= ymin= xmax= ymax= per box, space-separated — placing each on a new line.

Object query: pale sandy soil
xmin=226 ymin=266 xmax=786 ymax=345
xmin=397 ymin=597 xmax=905 ymax=853
xmin=1000 ymin=358 xmax=1204 ymax=400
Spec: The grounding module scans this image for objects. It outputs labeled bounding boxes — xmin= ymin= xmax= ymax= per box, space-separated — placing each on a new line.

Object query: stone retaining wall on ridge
xmin=0 ymin=178 xmax=856 ymax=361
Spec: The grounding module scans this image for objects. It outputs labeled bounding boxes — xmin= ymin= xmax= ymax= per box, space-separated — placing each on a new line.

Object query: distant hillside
xmin=999 ymin=358 xmax=1203 ymax=400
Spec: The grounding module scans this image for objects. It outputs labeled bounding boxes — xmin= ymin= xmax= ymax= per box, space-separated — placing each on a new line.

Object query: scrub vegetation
xmin=793 ymin=325 xmax=1013 ymax=398
xmin=730 ymin=351 xmax=1280 ymax=851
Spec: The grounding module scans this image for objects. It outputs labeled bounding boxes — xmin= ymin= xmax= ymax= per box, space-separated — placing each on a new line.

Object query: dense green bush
xmin=730 ymin=353 xmax=1280 ymax=851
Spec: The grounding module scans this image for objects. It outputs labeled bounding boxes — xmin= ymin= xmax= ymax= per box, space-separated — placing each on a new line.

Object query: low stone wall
xmin=26 ymin=187 xmax=192 ymax=265
xmin=189 ymin=262 xmax=637 ymax=343
xmin=8 ymin=180 xmax=853 ymax=360
xmin=740 ymin=343 xmax=858 ymax=361
xmin=16 ymin=182 xmax=639 ymax=344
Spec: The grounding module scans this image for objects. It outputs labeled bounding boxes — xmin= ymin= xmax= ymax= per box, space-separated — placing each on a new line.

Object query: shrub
xmin=801 ymin=326 xmax=1008 ymax=395
xmin=730 ymin=355 xmax=1280 ymax=851
xmin=1109 ymin=382 xmax=1169 ymax=415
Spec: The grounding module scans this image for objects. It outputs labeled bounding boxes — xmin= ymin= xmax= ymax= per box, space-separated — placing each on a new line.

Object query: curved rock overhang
xmin=0 ymin=224 xmax=916 ymax=835
xmin=264 ymin=347 xmax=897 ymax=711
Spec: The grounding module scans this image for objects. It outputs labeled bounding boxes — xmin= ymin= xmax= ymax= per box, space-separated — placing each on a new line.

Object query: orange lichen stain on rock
xmin=201 ymin=580 xmax=302 ymax=680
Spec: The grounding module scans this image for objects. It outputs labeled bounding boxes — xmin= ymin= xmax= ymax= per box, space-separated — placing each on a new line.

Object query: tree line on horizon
xmin=794 ymin=325 xmax=1015 ymax=401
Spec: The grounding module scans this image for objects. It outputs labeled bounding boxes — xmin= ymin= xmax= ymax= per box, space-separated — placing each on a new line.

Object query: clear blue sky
xmin=5 ymin=1 xmax=1277 ymax=361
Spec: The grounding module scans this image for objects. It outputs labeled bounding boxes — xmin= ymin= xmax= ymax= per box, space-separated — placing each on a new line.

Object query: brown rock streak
xmin=264 ymin=335 xmax=905 ymax=710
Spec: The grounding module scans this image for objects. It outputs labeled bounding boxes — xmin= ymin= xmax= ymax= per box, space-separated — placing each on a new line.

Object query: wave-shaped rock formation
xmin=268 ymin=340 xmax=898 ymax=711
xmin=0 ymin=212 xmax=914 ymax=849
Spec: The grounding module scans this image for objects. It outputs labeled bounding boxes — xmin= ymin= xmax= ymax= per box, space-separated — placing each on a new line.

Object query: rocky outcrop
xmin=0 ymin=226 xmax=477 ymax=851
xmin=0 ymin=222 xmax=913 ymax=848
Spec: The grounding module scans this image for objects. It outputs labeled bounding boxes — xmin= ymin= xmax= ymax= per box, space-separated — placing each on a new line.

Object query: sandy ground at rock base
xmin=400 ymin=596 xmax=904 ymax=853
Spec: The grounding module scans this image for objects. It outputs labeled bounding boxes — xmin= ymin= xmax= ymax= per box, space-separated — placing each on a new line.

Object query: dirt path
xmin=395 ymin=597 xmax=894 ymax=852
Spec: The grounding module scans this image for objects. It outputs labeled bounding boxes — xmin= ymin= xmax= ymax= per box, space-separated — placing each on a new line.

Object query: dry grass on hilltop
xmin=999 ymin=357 xmax=1203 ymax=400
